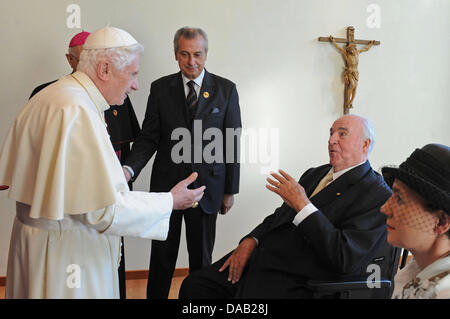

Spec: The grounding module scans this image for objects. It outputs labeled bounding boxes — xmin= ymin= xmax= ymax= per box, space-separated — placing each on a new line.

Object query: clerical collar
xmin=181 ymin=68 xmax=205 ymax=88
xmin=331 ymin=160 xmax=367 ymax=181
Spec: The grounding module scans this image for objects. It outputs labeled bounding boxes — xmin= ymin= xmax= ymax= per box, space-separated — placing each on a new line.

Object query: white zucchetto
xmin=83 ymin=26 xmax=138 ymax=49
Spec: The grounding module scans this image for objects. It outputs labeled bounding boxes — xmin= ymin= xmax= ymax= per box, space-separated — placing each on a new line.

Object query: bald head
xmin=328 ymin=114 xmax=375 ymax=172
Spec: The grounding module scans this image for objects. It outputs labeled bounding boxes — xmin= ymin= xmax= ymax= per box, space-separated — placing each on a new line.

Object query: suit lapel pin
xmin=336 ymin=192 xmax=341 ymax=196
xmin=203 ymin=91 xmax=210 ymax=99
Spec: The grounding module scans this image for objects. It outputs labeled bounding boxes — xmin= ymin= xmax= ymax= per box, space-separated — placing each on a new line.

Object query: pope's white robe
xmin=0 ymin=71 xmax=173 ymax=298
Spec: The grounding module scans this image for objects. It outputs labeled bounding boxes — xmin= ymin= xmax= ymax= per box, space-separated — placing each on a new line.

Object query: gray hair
xmin=341 ymin=114 xmax=376 ymax=154
xmin=173 ymin=27 xmax=208 ymax=53
xmin=77 ymin=43 xmax=144 ymax=75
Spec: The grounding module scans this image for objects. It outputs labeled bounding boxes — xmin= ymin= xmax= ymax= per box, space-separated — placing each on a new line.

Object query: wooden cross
xmin=319 ymin=26 xmax=380 ymax=114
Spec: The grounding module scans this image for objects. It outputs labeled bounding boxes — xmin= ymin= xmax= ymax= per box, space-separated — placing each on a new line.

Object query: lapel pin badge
xmin=336 ymin=192 xmax=341 ymax=196
xmin=203 ymin=91 xmax=210 ymax=99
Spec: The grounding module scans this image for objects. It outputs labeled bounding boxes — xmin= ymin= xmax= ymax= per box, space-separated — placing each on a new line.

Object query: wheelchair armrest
xmin=307 ymin=279 xmax=391 ymax=293
xmin=307 ymin=279 xmax=393 ymax=299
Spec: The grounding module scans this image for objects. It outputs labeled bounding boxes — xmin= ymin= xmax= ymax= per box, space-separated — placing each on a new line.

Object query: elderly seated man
xmin=179 ymin=114 xmax=392 ymax=298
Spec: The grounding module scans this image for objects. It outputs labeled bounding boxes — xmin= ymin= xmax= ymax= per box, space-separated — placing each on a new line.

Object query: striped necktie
xmin=186 ymin=80 xmax=197 ymax=120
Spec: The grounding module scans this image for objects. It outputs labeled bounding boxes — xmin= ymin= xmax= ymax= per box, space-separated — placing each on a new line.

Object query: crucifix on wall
xmin=319 ymin=26 xmax=380 ymax=114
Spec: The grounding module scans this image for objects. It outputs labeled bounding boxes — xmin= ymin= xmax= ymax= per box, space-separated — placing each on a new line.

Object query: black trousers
xmin=146 ymin=206 xmax=218 ymax=299
xmin=118 ymin=237 xmax=126 ymax=299
xmin=179 ymin=251 xmax=313 ymax=299
xmin=179 ymin=253 xmax=237 ymax=299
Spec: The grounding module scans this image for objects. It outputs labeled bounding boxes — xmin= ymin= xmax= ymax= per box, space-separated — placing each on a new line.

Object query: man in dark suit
xmin=29 ymin=31 xmax=141 ymax=299
xmin=179 ymin=114 xmax=392 ymax=298
xmin=122 ymin=27 xmax=241 ymax=299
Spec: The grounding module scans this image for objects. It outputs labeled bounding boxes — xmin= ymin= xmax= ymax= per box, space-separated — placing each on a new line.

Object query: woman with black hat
xmin=380 ymin=143 xmax=450 ymax=299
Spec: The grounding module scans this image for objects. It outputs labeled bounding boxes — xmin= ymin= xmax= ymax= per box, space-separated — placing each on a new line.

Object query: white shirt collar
xmin=181 ymin=68 xmax=205 ymax=89
xmin=330 ymin=160 xmax=367 ymax=182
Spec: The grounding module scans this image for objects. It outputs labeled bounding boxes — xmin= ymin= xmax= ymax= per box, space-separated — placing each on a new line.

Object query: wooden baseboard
xmin=0 ymin=268 xmax=189 ymax=287
xmin=125 ymin=268 xmax=189 ymax=280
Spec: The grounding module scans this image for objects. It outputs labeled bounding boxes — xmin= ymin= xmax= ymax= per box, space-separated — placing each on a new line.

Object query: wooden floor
xmin=0 ymin=275 xmax=186 ymax=299
xmin=127 ymin=276 xmax=186 ymax=299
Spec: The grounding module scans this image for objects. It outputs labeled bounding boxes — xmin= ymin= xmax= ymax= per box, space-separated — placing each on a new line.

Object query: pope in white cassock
xmin=0 ymin=27 xmax=205 ymax=298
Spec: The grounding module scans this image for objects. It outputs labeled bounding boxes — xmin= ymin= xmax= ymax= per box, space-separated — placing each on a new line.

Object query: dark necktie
xmin=186 ymin=80 xmax=197 ymax=120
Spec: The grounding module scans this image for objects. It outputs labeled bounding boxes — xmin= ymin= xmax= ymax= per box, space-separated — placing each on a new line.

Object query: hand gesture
xmin=170 ymin=172 xmax=206 ymax=210
xmin=266 ymin=169 xmax=310 ymax=212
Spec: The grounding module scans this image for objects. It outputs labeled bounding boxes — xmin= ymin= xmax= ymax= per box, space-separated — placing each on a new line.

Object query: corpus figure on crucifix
xmin=329 ymin=34 xmax=374 ymax=112
xmin=325 ymin=26 xmax=376 ymax=113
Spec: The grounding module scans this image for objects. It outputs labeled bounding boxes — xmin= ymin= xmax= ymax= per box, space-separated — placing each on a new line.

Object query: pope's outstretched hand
xmin=170 ymin=172 xmax=206 ymax=210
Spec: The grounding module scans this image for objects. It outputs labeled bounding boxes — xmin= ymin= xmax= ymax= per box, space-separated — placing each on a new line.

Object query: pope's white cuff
xmin=104 ymin=191 xmax=173 ymax=240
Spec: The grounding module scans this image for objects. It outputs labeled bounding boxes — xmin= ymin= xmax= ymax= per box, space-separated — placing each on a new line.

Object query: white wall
xmin=0 ymin=0 xmax=449 ymax=275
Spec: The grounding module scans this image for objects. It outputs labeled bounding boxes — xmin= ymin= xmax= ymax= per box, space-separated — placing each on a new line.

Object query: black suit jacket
xmin=240 ymin=161 xmax=392 ymax=297
xmin=124 ymin=70 xmax=241 ymax=214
